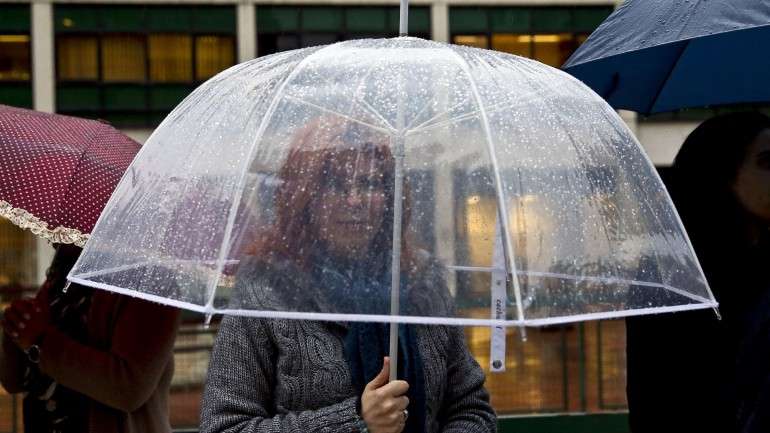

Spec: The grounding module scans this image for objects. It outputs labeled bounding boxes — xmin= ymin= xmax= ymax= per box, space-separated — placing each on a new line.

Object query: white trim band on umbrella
xmin=0 ymin=199 xmax=89 ymax=247
xmin=67 ymin=275 xmax=719 ymax=327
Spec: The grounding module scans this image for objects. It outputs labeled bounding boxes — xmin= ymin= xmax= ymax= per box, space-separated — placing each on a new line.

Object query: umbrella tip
xmin=204 ymin=313 xmax=214 ymax=328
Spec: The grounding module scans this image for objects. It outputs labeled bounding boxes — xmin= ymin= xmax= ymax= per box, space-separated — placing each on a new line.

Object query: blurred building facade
xmin=0 ymin=0 xmax=709 ymax=431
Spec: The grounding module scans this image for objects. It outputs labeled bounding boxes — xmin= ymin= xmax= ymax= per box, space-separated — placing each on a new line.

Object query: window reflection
xmin=0 ymin=35 xmax=30 ymax=81
xmin=102 ymin=34 xmax=147 ymax=82
xmin=195 ymin=35 xmax=235 ymax=81
xmin=456 ymin=32 xmax=583 ymax=67
xmin=149 ymin=34 xmax=193 ymax=83
xmin=57 ymin=36 xmax=98 ymax=80
xmin=491 ymin=34 xmax=531 ymax=57
xmin=454 ymin=35 xmax=489 ymax=49
xmin=531 ymin=33 xmax=576 ymax=67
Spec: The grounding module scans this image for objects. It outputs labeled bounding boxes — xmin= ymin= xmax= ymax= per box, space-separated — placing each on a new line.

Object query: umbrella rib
xmin=406 ymin=98 xmax=471 ymax=132
xmin=201 ymin=44 xmax=340 ymax=312
xmin=519 ymin=302 xmax=718 ymax=327
xmin=444 ymin=46 xmax=527 ymax=326
xmin=351 ymin=64 xmax=398 ymax=132
xmin=597 ymin=88 xmax=719 ymax=312
xmin=646 ymin=39 xmax=690 ymax=114
xmin=407 ymin=96 xmax=535 ymax=136
xmin=357 ymin=98 xmax=397 ymax=132
xmin=403 ymin=98 xmax=436 ymax=130
xmin=447 ymin=265 xmax=712 ymax=304
xmin=284 ymin=94 xmax=395 ymax=134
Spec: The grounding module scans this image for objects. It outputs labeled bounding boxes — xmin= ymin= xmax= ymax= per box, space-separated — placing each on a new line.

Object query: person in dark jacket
xmin=200 ymin=119 xmax=497 ymax=433
xmin=1 ymin=244 xmax=181 ymax=433
xmin=626 ymin=112 xmax=770 ymax=433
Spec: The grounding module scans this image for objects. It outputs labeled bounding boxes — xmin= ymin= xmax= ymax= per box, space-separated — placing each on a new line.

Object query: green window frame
xmin=54 ymin=5 xmax=236 ymax=127
xmin=0 ymin=4 xmax=32 ymax=108
xmin=449 ymin=6 xmax=613 ymax=68
xmin=256 ymin=5 xmax=431 ymax=57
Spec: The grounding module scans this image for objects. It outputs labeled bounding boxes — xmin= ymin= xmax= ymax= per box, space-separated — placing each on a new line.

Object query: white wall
xmin=635 ymin=121 xmax=699 ymax=166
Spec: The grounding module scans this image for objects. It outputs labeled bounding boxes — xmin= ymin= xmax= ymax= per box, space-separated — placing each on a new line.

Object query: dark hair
xmin=668 ymin=112 xmax=770 ymax=307
xmin=670 ymin=112 xmax=770 ymax=239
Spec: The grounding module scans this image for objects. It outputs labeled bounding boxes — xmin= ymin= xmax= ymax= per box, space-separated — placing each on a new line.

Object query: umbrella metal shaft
xmin=399 ymin=0 xmax=408 ymax=36
xmin=389 ymin=47 xmax=407 ymax=380
xmin=389 ymin=140 xmax=404 ymax=382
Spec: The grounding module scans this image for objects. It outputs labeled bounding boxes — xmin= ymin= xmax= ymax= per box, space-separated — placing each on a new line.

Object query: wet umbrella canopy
xmin=0 ymin=105 xmax=140 ymax=247
xmin=68 ymin=37 xmax=716 ymax=327
xmin=563 ymin=0 xmax=770 ymax=114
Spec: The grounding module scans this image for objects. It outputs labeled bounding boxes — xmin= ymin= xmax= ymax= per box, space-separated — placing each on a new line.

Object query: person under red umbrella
xmin=0 ymin=105 xmax=181 ymax=433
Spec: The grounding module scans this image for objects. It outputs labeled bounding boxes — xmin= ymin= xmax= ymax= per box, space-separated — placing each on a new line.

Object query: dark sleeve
xmin=38 ymin=296 xmax=180 ymax=412
xmin=439 ymin=327 xmax=497 ymax=433
xmin=0 ymin=331 xmax=28 ymax=393
xmin=200 ymin=315 xmax=364 ymax=433
xmin=736 ymin=305 xmax=770 ymax=433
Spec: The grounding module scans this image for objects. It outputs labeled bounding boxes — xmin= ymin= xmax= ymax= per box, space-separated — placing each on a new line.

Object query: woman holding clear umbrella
xmin=626 ymin=112 xmax=770 ymax=433
xmin=200 ymin=119 xmax=497 ymax=433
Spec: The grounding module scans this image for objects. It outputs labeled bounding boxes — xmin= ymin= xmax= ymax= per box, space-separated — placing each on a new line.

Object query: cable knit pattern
xmin=200 ymin=256 xmax=497 ymax=433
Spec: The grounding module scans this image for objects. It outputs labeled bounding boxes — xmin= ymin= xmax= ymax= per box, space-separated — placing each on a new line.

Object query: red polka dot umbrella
xmin=0 ymin=104 xmax=140 ymax=247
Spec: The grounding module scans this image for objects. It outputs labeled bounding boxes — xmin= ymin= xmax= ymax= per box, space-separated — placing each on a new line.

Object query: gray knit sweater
xmin=200 ymin=256 xmax=497 ymax=433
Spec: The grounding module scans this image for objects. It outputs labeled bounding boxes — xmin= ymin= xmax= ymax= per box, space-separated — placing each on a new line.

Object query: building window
xmin=195 ymin=36 xmax=235 ymax=81
xmin=102 ymin=34 xmax=147 ymax=82
xmin=54 ymin=5 xmax=237 ymax=127
xmin=450 ymin=6 xmax=612 ymax=68
xmin=148 ymin=34 xmax=193 ymax=82
xmin=0 ymin=222 xmax=38 ymax=296
xmin=256 ymin=6 xmax=431 ymax=56
xmin=0 ymin=4 xmax=32 ymax=108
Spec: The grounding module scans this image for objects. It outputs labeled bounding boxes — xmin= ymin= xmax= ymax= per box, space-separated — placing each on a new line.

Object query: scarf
xmin=310 ymin=251 xmax=427 ymax=432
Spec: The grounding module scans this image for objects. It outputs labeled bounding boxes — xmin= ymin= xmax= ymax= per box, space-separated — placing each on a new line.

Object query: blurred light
xmin=0 ymin=35 xmax=30 ymax=43
xmin=454 ymin=35 xmax=489 ymax=48
xmin=517 ymin=34 xmax=565 ymax=43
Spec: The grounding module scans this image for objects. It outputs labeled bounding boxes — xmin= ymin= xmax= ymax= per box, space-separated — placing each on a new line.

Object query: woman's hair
xmin=248 ymin=118 xmax=412 ymax=274
xmin=668 ymin=112 xmax=770 ymax=305
xmin=669 ymin=111 xmax=770 ymax=236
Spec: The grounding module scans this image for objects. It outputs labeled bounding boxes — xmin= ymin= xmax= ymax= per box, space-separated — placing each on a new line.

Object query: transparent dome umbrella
xmin=67 ymin=37 xmax=717 ymax=368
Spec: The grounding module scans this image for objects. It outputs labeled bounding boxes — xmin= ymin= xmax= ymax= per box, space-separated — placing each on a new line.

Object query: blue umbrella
xmin=563 ymin=0 xmax=770 ymax=115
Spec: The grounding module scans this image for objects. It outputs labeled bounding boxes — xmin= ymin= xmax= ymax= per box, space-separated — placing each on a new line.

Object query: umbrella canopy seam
xmin=444 ymin=46 xmax=525 ymax=324
xmin=565 ymin=23 xmax=770 ymax=68
xmin=55 ymin=122 xmax=115 ymax=233
xmin=200 ymin=43 xmax=339 ymax=312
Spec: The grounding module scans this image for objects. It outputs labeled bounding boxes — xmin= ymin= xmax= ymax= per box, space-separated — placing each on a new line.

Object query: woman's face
xmin=313 ymin=151 xmax=389 ymax=257
xmin=732 ymin=128 xmax=770 ymax=223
